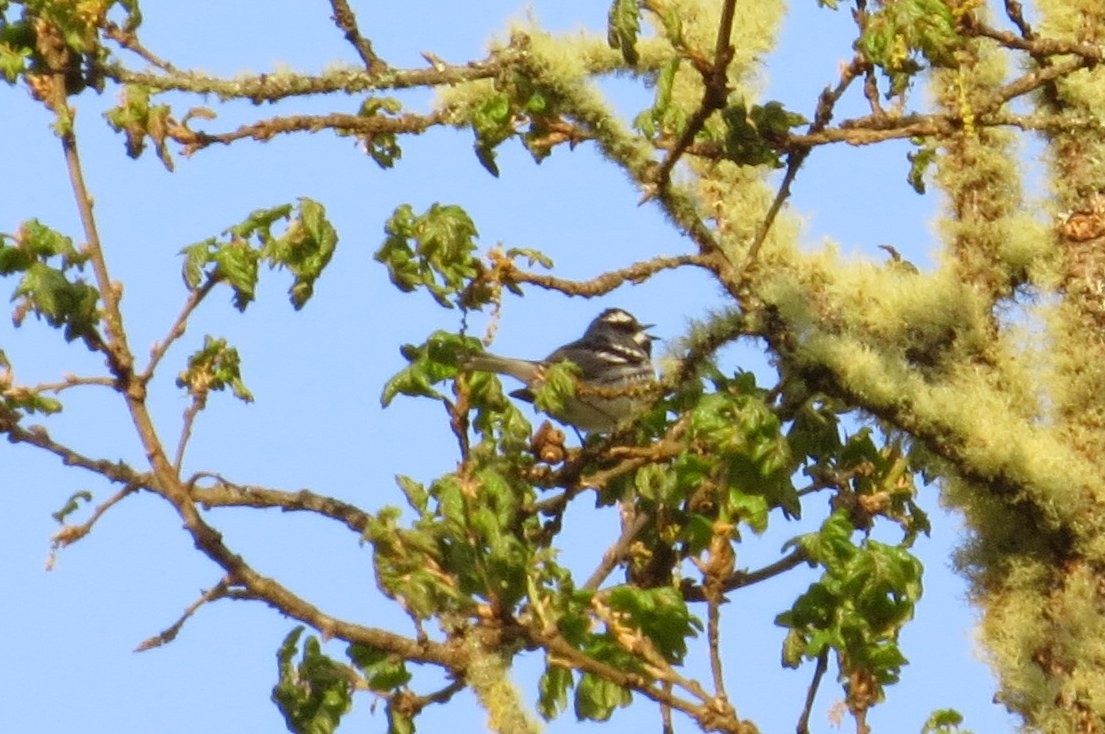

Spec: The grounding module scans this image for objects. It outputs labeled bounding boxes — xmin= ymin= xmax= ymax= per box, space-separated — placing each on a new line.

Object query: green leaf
xmin=538 ymin=664 xmax=573 ymax=720
xmin=51 ymin=490 xmax=93 ymax=523
xmin=470 ymin=93 xmax=513 ymax=177
xmin=353 ymin=98 xmax=404 ymax=168
xmin=181 ymin=201 xmax=336 ymax=310
xmin=103 ymin=85 xmax=175 ymax=169
xmin=272 ymin=627 xmax=353 ymax=734
xmin=530 ymin=359 xmax=579 ymax=418
xmin=721 ymin=99 xmax=806 ymax=168
xmin=858 ymin=0 xmax=960 ymax=95
xmin=922 ymin=708 xmax=972 ymax=734
xmin=607 ymin=0 xmax=640 ymax=66
xmin=395 ymin=475 xmax=429 ymax=513
xmin=176 ymin=335 xmax=254 ymax=402
xmin=2 ymin=221 xmax=96 ymax=347
xmin=346 ymin=644 xmax=412 ymax=690
xmin=907 ymin=139 xmax=938 ymax=194
xmin=180 ymin=238 xmax=215 ymax=290
xmin=606 ymin=586 xmax=702 ymax=663
xmin=381 ymin=330 xmax=482 ymax=407
xmin=213 ymin=240 xmax=260 ymax=311
xmin=575 ymin=672 xmax=632 ymax=722
xmin=504 ymin=247 xmax=553 ymax=270
xmin=261 ymin=197 xmax=339 ymax=309
xmin=13 ymin=262 xmax=101 ymax=345
xmin=375 ymin=203 xmax=481 ymax=308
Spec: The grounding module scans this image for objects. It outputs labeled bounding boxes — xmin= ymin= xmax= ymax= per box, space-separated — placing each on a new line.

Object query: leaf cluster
xmin=0 ymin=219 xmax=100 ymax=348
xmin=182 ymin=197 xmax=338 ymax=311
xmin=175 ymin=335 xmax=253 ymax=404
xmin=777 ymin=511 xmax=924 ymax=711
xmin=374 ymin=203 xmax=481 ymax=309
xmin=858 ymin=0 xmax=963 ymax=96
xmin=0 ymin=0 xmax=141 ymax=94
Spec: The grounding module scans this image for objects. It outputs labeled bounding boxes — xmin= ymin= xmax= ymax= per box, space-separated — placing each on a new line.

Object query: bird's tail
xmin=460 ymin=353 xmax=541 ymax=385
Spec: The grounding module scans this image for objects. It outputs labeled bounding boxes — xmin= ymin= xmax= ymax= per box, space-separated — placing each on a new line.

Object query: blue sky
xmin=1 ymin=2 xmax=1018 ymax=732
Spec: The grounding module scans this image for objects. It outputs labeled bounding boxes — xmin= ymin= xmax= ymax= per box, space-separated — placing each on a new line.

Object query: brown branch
xmin=966 ymin=20 xmax=1105 ymax=63
xmin=682 ymin=549 xmax=808 ymax=602
xmin=135 ymin=576 xmax=233 ymax=651
xmin=8 ymin=374 xmax=116 ymax=397
xmin=143 ymin=276 xmax=218 ymax=383
xmin=706 ymin=589 xmax=728 ymax=703
xmin=40 ymin=63 xmax=462 ymax=674
xmin=5 ymin=420 xmax=147 ymax=486
xmin=174 ymin=395 xmax=204 ymax=472
xmin=744 ymin=55 xmax=865 ymax=265
xmin=189 ymin=472 xmax=372 ymax=535
xmin=581 ymin=510 xmax=651 ymax=591
xmin=169 ymin=110 xmax=448 ymax=155
xmin=102 ymin=54 xmax=510 ymax=104
xmin=47 ymin=482 xmax=140 ymax=569
xmin=328 ymin=0 xmax=387 ymax=73
xmin=102 ymin=22 xmax=179 ymax=73
xmin=536 ymin=629 xmax=753 ymax=733
xmin=796 ymin=649 xmax=829 ymax=734
xmin=47 ymin=69 xmax=135 ymax=385
xmin=653 ymin=0 xmax=737 ymax=189
xmin=499 ymin=253 xmax=709 ymax=298
xmin=1002 ymin=0 xmax=1034 ymax=40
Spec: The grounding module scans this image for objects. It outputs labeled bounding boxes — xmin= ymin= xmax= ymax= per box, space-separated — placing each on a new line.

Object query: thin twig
xmin=143 ymin=276 xmax=218 ymax=382
xmin=582 ymin=510 xmax=651 ymax=591
xmin=499 ymin=253 xmax=709 ymax=298
xmin=47 ymin=482 xmax=140 ymax=569
xmin=36 ymin=36 xmax=464 ymax=680
xmin=328 ymin=0 xmax=387 ymax=73
xmin=653 ymin=0 xmax=737 ymax=188
xmin=174 ymin=395 xmax=204 ymax=472
xmin=102 ymin=23 xmax=179 ymax=73
xmin=9 ymin=375 xmax=116 ymax=396
xmin=1003 ymin=0 xmax=1034 ymax=40
xmin=682 ymin=549 xmax=809 ymax=601
xmin=49 ymin=68 xmax=135 ymax=382
xmin=706 ymin=591 xmax=727 ymax=702
xmin=5 ymin=420 xmax=147 ymax=486
xmin=744 ymin=56 xmax=864 ymax=266
xmin=796 ymin=649 xmax=829 ymax=734
xmin=661 ymin=681 xmax=675 ymax=734
xmin=169 ymin=110 xmax=448 ymax=155
xmin=189 ymin=472 xmax=372 ymax=534
xmin=102 ymin=54 xmax=510 ymax=103
xmin=135 ymin=576 xmax=233 ymax=651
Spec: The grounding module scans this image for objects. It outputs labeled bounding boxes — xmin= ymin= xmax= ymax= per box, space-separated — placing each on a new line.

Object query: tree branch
xmin=143 ymin=276 xmax=218 ymax=383
xmin=796 ymin=649 xmax=829 ymax=734
xmin=135 ymin=576 xmax=234 ymax=651
xmin=328 ymin=0 xmax=387 ymax=73
xmin=48 ymin=482 xmax=140 ymax=569
xmin=497 ymin=253 xmax=709 ymax=298
xmin=582 ymin=510 xmax=651 ymax=591
xmin=189 ymin=472 xmax=372 ymax=534
xmin=744 ymin=56 xmax=864 ymax=265
xmin=652 ymin=0 xmax=737 ymax=189
xmin=168 ymin=110 xmax=449 ymax=155
xmin=102 ymin=54 xmax=512 ymax=103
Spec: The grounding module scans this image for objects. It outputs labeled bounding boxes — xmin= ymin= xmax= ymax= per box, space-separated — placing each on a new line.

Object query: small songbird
xmin=463 ymin=308 xmax=657 ymax=432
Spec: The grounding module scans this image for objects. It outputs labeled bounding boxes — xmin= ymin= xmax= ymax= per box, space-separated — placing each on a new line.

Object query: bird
xmin=462 ymin=308 xmax=657 ymax=432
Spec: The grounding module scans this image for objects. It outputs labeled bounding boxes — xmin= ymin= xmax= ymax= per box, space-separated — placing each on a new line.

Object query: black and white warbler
xmin=463 ymin=308 xmax=657 ymax=432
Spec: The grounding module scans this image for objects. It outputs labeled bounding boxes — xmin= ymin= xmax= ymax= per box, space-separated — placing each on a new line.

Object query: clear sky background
xmin=1 ymin=2 xmax=1022 ymax=732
